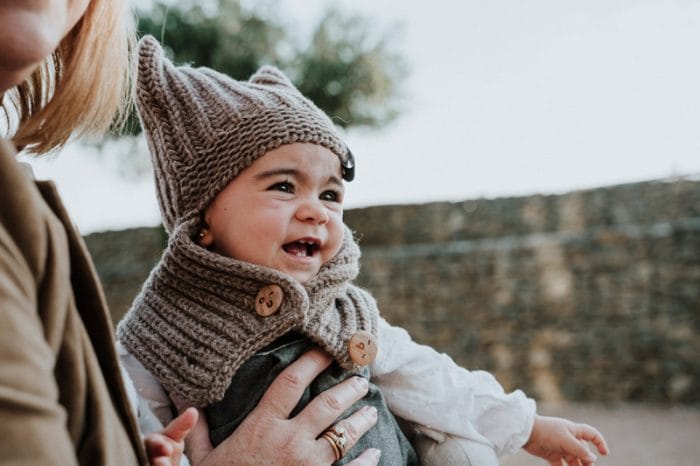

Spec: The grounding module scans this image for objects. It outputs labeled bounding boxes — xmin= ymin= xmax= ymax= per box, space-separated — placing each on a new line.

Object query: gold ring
xmin=321 ymin=425 xmax=348 ymax=461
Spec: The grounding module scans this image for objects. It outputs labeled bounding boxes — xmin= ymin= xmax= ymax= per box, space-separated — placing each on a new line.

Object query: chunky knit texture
xmin=117 ymin=221 xmax=378 ymax=407
xmin=135 ymin=35 xmax=354 ymax=233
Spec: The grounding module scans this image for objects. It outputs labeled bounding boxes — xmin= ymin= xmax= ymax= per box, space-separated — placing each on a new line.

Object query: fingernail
xmin=361 ymin=405 xmax=378 ymax=418
xmin=355 ymin=376 xmax=369 ymax=389
xmin=369 ymin=448 xmax=381 ymax=460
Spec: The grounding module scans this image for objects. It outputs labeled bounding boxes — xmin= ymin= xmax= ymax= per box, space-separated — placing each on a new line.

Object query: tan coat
xmin=0 ymin=138 xmax=147 ymax=465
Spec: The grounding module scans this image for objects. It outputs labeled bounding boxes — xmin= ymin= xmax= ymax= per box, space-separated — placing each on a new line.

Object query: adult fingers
xmin=183 ymin=408 xmax=213 ymax=466
xmin=256 ymin=348 xmax=333 ymax=419
xmin=161 ymin=407 xmax=198 ymax=443
xmin=346 ymin=448 xmax=381 ymax=466
xmin=296 ymin=375 xmax=370 ymax=437
xmin=315 ymin=405 xmax=378 ymax=464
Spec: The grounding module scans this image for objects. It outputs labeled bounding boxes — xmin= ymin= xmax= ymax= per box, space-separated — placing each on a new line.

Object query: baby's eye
xmin=269 ymin=181 xmax=294 ymax=193
xmin=320 ymin=190 xmax=342 ymax=202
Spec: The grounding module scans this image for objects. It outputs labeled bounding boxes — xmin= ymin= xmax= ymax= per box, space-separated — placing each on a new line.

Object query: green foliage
xmin=292 ymin=9 xmax=403 ymax=127
xmin=137 ymin=1 xmax=284 ymax=80
xmin=121 ymin=0 xmax=407 ymax=135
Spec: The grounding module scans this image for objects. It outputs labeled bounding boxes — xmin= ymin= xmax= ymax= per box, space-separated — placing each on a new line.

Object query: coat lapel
xmin=35 ymin=181 xmax=148 ymax=464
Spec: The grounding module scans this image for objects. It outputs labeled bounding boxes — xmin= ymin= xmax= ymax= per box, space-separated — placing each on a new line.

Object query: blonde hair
xmin=1 ymin=0 xmax=135 ymax=154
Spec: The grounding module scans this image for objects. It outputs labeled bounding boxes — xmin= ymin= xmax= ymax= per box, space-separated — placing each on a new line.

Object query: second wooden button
xmin=348 ymin=330 xmax=378 ymax=366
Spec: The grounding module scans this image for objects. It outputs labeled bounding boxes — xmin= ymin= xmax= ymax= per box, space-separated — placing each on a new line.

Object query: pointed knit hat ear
xmin=135 ymin=36 xmax=354 ymax=234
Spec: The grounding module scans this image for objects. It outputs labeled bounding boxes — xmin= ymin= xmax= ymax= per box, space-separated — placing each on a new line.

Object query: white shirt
xmin=118 ymin=317 xmax=535 ymax=457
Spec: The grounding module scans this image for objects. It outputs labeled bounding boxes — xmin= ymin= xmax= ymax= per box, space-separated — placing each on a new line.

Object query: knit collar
xmin=117 ymin=220 xmax=378 ymax=406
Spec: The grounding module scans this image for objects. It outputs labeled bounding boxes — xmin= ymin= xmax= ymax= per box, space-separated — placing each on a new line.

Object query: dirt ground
xmin=500 ymin=403 xmax=700 ymax=466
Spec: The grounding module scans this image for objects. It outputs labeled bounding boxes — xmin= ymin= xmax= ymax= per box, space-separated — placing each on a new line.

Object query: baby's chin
xmin=284 ymin=267 xmax=322 ymax=285
xmin=290 ymin=273 xmax=318 ymax=284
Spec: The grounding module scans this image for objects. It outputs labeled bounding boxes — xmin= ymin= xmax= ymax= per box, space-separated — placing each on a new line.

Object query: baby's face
xmin=201 ymin=143 xmax=345 ymax=283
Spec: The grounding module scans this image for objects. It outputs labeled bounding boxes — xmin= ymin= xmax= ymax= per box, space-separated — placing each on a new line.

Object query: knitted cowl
xmin=117 ymin=220 xmax=378 ymax=407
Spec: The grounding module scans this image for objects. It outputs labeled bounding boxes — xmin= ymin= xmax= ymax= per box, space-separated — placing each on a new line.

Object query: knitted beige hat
xmin=135 ymin=35 xmax=355 ymax=233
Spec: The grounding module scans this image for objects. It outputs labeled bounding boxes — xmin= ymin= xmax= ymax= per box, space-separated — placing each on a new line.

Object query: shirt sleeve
xmin=117 ymin=341 xmax=174 ymax=431
xmin=370 ymin=318 xmax=536 ymax=456
xmin=118 ymin=343 xmax=195 ymax=466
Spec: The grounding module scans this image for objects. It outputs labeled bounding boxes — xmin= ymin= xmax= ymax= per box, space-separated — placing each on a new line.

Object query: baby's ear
xmin=196 ymin=216 xmax=215 ymax=248
xmin=198 ymin=228 xmax=215 ymax=248
xmin=249 ymin=65 xmax=295 ymax=89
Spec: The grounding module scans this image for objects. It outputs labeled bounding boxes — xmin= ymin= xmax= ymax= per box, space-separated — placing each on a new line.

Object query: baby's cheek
xmin=326 ymin=238 xmax=344 ymax=263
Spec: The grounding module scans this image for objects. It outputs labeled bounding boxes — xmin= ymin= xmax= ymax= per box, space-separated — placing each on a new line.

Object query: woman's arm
xmin=0 ymin=223 xmax=77 ymax=464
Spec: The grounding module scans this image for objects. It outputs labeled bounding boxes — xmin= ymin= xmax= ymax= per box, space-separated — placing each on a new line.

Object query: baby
xmin=118 ymin=36 xmax=608 ymax=466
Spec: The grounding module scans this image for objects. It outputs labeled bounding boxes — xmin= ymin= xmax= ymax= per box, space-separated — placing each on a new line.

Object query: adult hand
xmin=178 ymin=348 xmax=380 ymax=466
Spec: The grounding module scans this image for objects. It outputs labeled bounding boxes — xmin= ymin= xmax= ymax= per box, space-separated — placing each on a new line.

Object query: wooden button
xmin=255 ymin=284 xmax=284 ymax=316
xmin=348 ymin=331 xmax=378 ymax=366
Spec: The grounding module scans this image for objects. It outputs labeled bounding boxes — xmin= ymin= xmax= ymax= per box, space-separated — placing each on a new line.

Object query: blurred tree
xmin=121 ymin=0 xmax=407 ymax=135
xmin=292 ymin=9 xmax=402 ymax=127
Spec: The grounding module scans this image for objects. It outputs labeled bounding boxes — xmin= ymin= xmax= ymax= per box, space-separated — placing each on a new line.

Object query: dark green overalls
xmin=205 ymin=332 xmax=418 ymax=465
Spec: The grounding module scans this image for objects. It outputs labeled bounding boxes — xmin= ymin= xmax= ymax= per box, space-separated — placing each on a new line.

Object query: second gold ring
xmin=321 ymin=425 xmax=348 ymax=461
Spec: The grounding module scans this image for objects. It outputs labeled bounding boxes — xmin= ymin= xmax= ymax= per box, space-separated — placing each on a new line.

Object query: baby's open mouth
xmin=283 ymin=240 xmax=320 ymax=257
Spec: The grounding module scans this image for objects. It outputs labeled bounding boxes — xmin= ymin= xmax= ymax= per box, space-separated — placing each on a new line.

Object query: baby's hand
xmin=144 ymin=407 xmax=198 ymax=466
xmin=524 ymin=415 xmax=609 ymax=466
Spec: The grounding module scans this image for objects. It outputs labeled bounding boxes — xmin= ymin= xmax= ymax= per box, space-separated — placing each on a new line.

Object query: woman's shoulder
xmin=0 ymin=139 xmax=53 ymax=276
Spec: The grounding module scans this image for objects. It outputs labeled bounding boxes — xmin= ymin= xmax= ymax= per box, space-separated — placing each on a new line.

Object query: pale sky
xmin=25 ymin=0 xmax=700 ymax=234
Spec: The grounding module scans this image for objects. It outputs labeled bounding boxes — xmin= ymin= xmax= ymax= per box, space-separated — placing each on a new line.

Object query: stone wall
xmin=86 ymin=226 xmax=167 ymax=324
xmin=85 ymin=177 xmax=700 ymax=404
